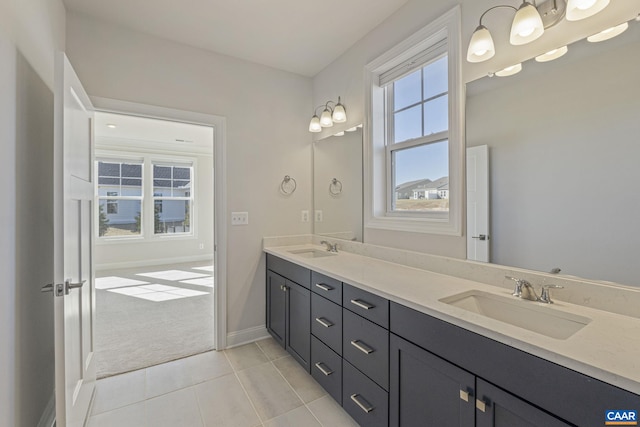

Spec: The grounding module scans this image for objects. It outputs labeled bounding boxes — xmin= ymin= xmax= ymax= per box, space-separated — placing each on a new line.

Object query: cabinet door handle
xmin=315 ymin=317 xmax=334 ymax=328
xmin=476 ymin=399 xmax=487 ymax=412
xmin=460 ymin=390 xmax=470 ymax=402
xmin=315 ymin=283 xmax=333 ymax=291
xmin=314 ymin=362 xmax=334 ymax=376
xmin=350 ymin=299 xmax=374 ymax=310
xmin=350 ymin=394 xmax=374 ymax=413
xmin=350 ymin=340 xmax=374 ymax=354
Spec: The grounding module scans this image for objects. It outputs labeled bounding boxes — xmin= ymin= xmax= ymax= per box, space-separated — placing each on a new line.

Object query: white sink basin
xmin=288 ymin=248 xmax=337 ymax=259
xmin=439 ymin=290 xmax=591 ymax=340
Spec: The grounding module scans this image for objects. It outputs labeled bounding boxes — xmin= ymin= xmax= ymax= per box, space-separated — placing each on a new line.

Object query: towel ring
xmin=281 ymin=175 xmax=297 ymax=195
xmin=329 ymin=178 xmax=343 ymax=195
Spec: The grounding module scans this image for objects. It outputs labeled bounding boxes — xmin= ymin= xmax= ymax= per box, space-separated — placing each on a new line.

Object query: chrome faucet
xmin=505 ymin=276 xmax=564 ymax=304
xmin=320 ymin=240 xmax=338 ymax=253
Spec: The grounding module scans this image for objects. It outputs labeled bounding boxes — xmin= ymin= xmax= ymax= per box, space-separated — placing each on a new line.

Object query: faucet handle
xmin=505 ymin=276 xmax=527 ymax=297
xmin=539 ymin=284 xmax=564 ymax=304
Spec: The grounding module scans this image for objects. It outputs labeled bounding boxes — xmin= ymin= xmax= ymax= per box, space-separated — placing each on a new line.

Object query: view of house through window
xmin=153 ymin=163 xmax=193 ymax=234
xmin=387 ymin=54 xmax=450 ymax=213
xmin=97 ymin=160 xmax=143 ymax=236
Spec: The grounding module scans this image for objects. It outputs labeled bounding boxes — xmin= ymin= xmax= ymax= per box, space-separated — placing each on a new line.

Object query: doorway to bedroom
xmin=93 ymin=112 xmax=215 ymax=378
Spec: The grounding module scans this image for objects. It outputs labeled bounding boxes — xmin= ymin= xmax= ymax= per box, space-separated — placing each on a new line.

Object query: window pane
xmin=153 ymin=179 xmax=172 ymax=196
xmin=98 ymin=199 xmax=142 ymax=237
xmin=154 ymin=200 xmax=191 ymax=234
xmin=122 ymin=163 xmax=142 ymax=178
xmin=423 ymin=56 xmax=448 ymax=99
xmin=393 ymin=140 xmax=449 ymax=212
xmin=393 ymin=69 xmax=421 ymax=111
xmin=394 ymin=105 xmax=422 ymax=143
xmin=98 ymin=177 xmax=119 ymax=186
xmin=98 ymin=162 xmax=120 ymax=177
xmin=173 ymin=167 xmax=191 ymax=180
xmin=423 ymin=94 xmax=448 ymax=135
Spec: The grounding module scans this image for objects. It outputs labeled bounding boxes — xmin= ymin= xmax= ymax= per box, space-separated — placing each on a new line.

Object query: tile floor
xmin=88 ymin=338 xmax=359 ymax=427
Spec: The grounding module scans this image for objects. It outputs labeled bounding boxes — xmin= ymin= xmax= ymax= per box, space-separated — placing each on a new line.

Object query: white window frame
xmin=364 ymin=6 xmax=463 ymax=236
xmin=95 ymin=152 xmax=198 ymax=242
xmin=151 ymin=160 xmax=195 ymax=236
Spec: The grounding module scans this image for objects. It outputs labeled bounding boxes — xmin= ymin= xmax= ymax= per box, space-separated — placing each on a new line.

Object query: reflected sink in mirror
xmin=287 ymin=249 xmax=337 ymax=259
xmin=440 ymin=290 xmax=591 ymax=340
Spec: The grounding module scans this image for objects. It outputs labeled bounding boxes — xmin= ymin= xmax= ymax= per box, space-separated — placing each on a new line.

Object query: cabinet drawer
xmin=343 ymin=360 xmax=389 ymax=427
xmin=343 ymin=309 xmax=389 ymax=390
xmin=311 ymin=336 xmax=342 ymax=404
xmin=343 ymin=283 xmax=389 ymax=328
xmin=267 ymin=254 xmax=311 ymax=288
xmin=311 ymin=271 xmax=342 ymax=304
xmin=311 ymin=293 xmax=342 ymax=355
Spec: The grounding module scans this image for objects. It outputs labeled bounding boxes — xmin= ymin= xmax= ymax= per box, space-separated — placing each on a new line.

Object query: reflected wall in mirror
xmin=313 ymin=128 xmax=363 ymax=242
xmin=466 ymin=20 xmax=640 ymax=286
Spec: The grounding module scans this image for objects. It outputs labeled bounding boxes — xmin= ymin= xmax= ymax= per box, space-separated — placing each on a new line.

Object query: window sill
xmin=365 ymin=215 xmax=461 ymax=236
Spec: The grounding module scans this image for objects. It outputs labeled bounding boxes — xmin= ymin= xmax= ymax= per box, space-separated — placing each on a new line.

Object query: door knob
xmin=472 ymin=234 xmax=488 ymax=241
xmin=42 ymin=283 xmax=65 ymax=297
xmin=64 ymin=279 xmax=86 ymax=295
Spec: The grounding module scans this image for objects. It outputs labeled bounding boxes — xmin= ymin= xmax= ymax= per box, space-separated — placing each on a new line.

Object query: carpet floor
xmin=95 ymin=261 xmax=215 ymax=378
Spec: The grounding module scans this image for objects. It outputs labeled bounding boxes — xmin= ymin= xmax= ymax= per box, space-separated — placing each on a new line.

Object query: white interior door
xmin=53 ymin=53 xmax=96 ymax=427
xmin=466 ymin=145 xmax=490 ymax=262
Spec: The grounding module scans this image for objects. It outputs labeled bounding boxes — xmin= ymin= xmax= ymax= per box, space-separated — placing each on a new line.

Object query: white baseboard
xmin=96 ymin=254 xmax=214 ymax=271
xmin=37 ymin=392 xmax=55 ymax=427
xmin=226 ymin=325 xmax=270 ymax=349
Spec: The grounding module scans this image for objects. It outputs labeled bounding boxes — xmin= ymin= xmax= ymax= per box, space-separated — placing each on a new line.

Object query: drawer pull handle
xmin=350 ymin=299 xmax=374 ymax=310
xmin=460 ymin=390 xmax=469 ymax=402
xmin=350 ymin=394 xmax=374 ymax=413
xmin=476 ymin=399 xmax=487 ymax=413
xmin=314 ymin=362 xmax=334 ymax=376
xmin=350 ymin=340 xmax=374 ymax=354
xmin=315 ymin=317 xmax=334 ymax=328
xmin=315 ymin=283 xmax=333 ymax=291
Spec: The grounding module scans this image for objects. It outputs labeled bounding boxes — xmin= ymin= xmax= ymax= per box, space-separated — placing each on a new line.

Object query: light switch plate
xmin=315 ymin=210 xmax=323 ymax=222
xmin=301 ymin=210 xmax=309 ymax=222
xmin=231 ymin=212 xmax=249 ymax=225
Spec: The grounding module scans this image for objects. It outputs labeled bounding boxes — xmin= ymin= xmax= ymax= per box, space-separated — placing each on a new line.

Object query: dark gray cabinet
xmin=266 ymin=254 xmax=311 ymax=371
xmin=343 ymin=359 xmax=389 ymax=427
xmin=266 ymin=271 xmax=286 ymax=347
xmin=476 ymin=379 xmax=572 ymax=427
xmin=390 ymin=334 xmax=475 ymax=427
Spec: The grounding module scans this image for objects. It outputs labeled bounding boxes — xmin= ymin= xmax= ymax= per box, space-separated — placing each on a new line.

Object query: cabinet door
xmin=390 ymin=334 xmax=475 ymax=427
xmin=266 ymin=271 xmax=286 ymax=348
xmin=476 ymin=379 xmax=573 ymax=427
xmin=286 ymin=280 xmax=311 ymax=371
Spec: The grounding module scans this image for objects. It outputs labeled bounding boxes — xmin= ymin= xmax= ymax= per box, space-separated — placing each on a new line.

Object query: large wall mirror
xmin=466 ymin=19 xmax=640 ymax=286
xmin=313 ymin=128 xmax=363 ymax=242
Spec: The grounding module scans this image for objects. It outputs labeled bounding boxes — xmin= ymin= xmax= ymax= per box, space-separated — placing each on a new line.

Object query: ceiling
xmin=62 ymin=0 xmax=410 ymax=77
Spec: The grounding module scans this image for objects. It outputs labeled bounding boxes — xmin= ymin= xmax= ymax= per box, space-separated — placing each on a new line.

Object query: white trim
xmin=37 ymin=392 xmax=56 ymax=427
xmin=95 ymin=253 xmax=214 ymax=271
xmin=226 ymin=326 xmax=270 ymax=348
xmin=90 ymin=97 xmax=228 ymax=350
xmin=364 ymin=6 xmax=464 ymax=236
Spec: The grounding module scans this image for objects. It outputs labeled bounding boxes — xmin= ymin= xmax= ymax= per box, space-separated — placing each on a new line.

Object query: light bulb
xmin=566 ymin=0 xmax=609 ymax=21
xmin=332 ymin=99 xmax=347 ymax=123
xmin=320 ymin=108 xmax=333 ymax=127
xmin=535 ymin=45 xmax=568 ymax=62
xmin=587 ymin=22 xmax=628 ymax=43
xmin=510 ymin=2 xmax=544 ymax=46
xmin=308 ymin=115 xmax=321 ymax=133
xmin=466 ymin=25 xmax=495 ymax=63
xmin=495 ymin=63 xmax=522 ymax=77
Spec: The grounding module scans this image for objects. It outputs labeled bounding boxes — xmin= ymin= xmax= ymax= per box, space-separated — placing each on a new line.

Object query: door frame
xmin=91 ymin=96 xmax=228 ymax=350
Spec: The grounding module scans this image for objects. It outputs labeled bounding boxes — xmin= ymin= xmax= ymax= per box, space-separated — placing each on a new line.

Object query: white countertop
xmin=264 ymin=243 xmax=640 ymax=395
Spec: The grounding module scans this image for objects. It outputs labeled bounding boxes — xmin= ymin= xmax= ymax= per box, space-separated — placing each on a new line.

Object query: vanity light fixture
xmin=535 ymin=45 xmax=568 ymax=62
xmin=467 ymin=0 xmax=610 ymax=63
xmin=334 ymin=131 xmax=345 ymax=136
xmin=587 ymin=22 xmax=629 ymax=42
xmin=565 ymin=0 xmax=609 ymax=21
xmin=308 ymin=97 xmax=347 ymax=133
xmin=495 ymin=63 xmax=523 ymax=76
xmin=106 ymin=123 xmax=117 ymax=129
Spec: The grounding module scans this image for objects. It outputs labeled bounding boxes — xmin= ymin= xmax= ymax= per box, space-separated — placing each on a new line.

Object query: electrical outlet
xmin=301 ymin=210 xmax=309 ymax=222
xmin=231 ymin=211 xmax=249 ymax=225
xmin=315 ymin=210 xmax=323 ymax=222
xmin=199 ymin=243 xmax=204 ymax=250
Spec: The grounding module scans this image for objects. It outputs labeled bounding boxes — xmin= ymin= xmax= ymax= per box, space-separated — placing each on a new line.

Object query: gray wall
xmin=466 ymin=32 xmax=640 ymax=286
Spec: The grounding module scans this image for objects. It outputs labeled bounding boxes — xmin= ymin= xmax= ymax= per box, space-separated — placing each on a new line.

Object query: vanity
xmin=265 ymin=242 xmax=640 ymax=427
